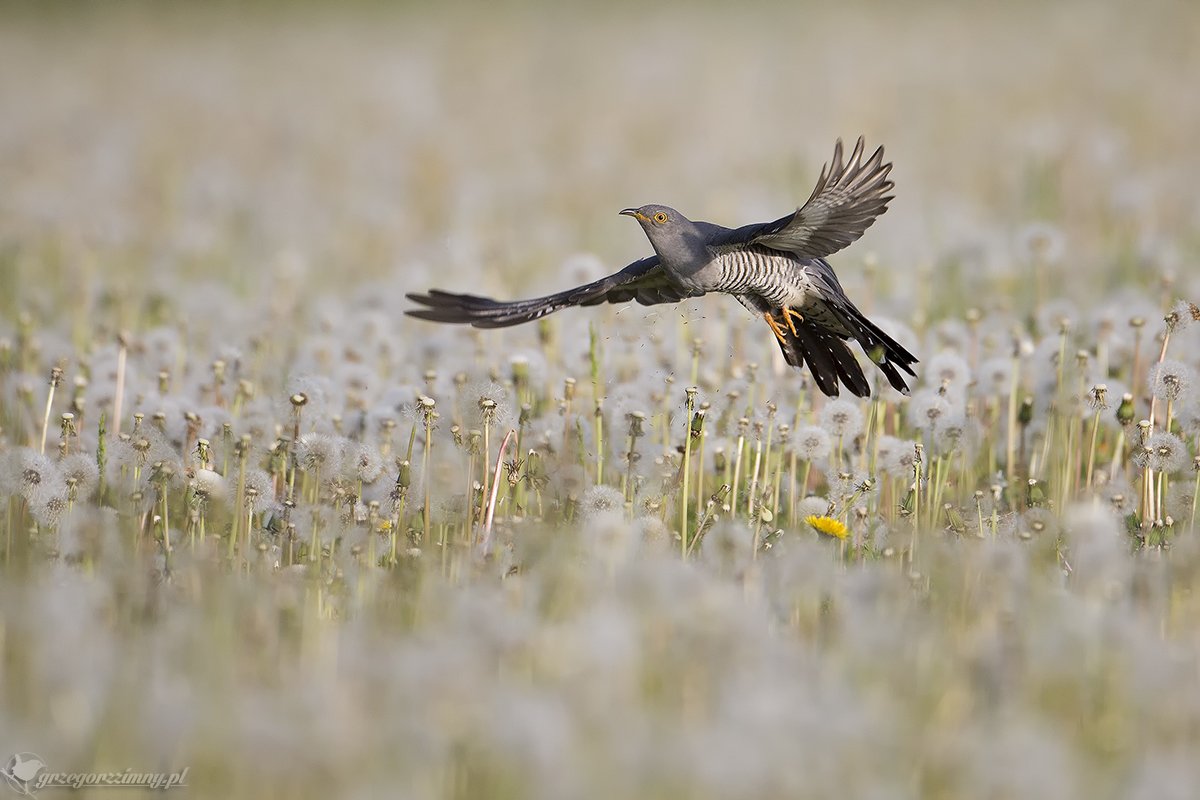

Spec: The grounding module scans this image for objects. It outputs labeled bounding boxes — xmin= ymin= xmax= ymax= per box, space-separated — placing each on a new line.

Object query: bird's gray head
xmin=619 ymin=204 xmax=708 ymax=265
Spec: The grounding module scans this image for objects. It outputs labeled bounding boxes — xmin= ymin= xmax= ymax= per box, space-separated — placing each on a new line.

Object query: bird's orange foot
xmin=764 ymin=311 xmax=788 ymax=342
xmin=780 ymin=306 xmax=804 ymax=335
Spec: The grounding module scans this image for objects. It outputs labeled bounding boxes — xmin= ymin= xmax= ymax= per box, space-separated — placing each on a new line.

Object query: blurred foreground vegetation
xmin=2 ymin=3 xmax=1200 ymax=798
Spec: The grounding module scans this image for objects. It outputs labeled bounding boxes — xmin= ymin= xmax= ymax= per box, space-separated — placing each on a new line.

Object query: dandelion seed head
xmin=59 ymin=453 xmax=100 ymax=499
xmin=243 ymin=468 xmax=274 ymax=513
xmin=1165 ymin=299 xmax=1200 ymax=332
xmin=1148 ymin=359 xmax=1193 ymax=402
xmin=1145 ymin=432 xmax=1188 ymax=473
xmin=579 ymin=485 xmax=626 ymax=520
xmin=297 ymin=433 xmax=345 ymax=475
xmin=282 ymin=375 xmax=334 ymax=429
xmin=927 ymin=351 xmax=972 ymax=393
xmin=468 ymin=380 xmax=517 ymax=431
xmin=979 ymin=357 xmax=1014 ymax=397
xmin=875 ymin=436 xmax=917 ymax=479
xmin=192 ymin=468 xmax=227 ymax=500
xmin=0 ymin=448 xmax=59 ymax=498
xmin=345 ymin=442 xmax=385 ymax=484
xmin=819 ymin=399 xmax=864 ymax=439
xmin=793 ymin=425 xmax=831 ymax=462
xmin=136 ymin=396 xmax=189 ymax=448
xmin=906 ymin=389 xmax=958 ymax=432
xmin=931 ymin=409 xmax=974 ymax=456
xmin=605 ymin=385 xmax=651 ymax=434
xmin=30 ymin=485 xmax=69 ymax=528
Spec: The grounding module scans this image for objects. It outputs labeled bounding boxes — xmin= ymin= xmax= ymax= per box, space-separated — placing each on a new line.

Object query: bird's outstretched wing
xmin=405 ymin=256 xmax=698 ymax=328
xmin=734 ymin=137 xmax=894 ymax=260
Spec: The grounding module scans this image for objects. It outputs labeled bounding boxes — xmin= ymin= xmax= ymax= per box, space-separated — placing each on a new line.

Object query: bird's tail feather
xmin=775 ymin=319 xmax=871 ymax=398
xmin=839 ymin=306 xmax=918 ymax=394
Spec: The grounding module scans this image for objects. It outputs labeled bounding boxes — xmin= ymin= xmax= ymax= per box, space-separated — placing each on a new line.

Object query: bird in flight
xmin=406 ymin=137 xmax=917 ymax=397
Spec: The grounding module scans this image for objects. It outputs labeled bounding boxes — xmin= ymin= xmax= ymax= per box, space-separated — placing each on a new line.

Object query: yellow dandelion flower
xmin=805 ymin=515 xmax=849 ymax=540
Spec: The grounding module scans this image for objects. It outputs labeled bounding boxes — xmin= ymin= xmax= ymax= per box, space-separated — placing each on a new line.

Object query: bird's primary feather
xmin=715 ymin=136 xmax=894 ymax=259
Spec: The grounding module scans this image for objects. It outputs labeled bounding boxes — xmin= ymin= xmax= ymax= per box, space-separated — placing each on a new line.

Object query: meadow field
xmin=2 ymin=2 xmax=1200 ymax=797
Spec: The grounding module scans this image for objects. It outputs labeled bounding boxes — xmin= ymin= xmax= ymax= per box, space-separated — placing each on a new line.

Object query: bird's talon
xmin=781 ymin=307 xmax=804 ymax=335
xmin=764 ymin=312 xmax=788 ymax=342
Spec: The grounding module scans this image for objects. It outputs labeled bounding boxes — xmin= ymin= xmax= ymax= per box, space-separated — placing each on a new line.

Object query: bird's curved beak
xmin=619 ymin=208 xmax=644 ymax=221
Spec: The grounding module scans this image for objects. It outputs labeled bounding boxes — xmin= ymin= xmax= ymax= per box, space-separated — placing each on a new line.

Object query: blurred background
xmin=2 ymin=0 xmax=1198 ymax=325
xmin=3 ymin=3 xmax=1200 ymax=798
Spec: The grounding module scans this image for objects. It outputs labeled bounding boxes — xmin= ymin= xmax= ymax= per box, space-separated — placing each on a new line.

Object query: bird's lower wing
xmin=405 ymin=256 xmax=698 ymax=329
xmin=731 ymin=137 xmax=893 ymax=260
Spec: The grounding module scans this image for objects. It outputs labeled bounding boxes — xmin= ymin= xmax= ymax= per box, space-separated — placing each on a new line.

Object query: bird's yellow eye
xmin=653 ymin=212 xmax=669 ymax=224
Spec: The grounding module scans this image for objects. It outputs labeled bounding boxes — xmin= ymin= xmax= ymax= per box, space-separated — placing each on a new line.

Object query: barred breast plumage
xmin=708 ymin=246 xmax=809 ymax=307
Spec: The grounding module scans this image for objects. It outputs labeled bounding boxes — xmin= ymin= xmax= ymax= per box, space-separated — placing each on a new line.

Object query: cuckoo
xmin=406 ymin=137 xmax=918 ymax=397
